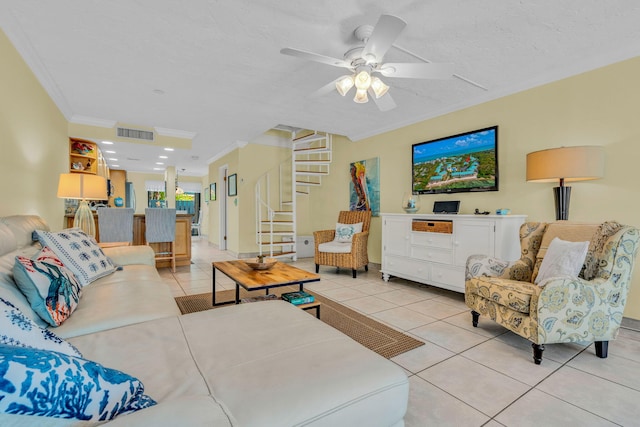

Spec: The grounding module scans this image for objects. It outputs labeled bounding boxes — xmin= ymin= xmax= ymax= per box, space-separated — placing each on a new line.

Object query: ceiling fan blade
xmin=368 ymin=88 xmax=396 ymax=111
xmin=280 ymin=47 xmax=350 ymax=69
xmin=379 ymin=62 xmax=454 ymax=79
xmin=310 ymin=78 xmax=340 ymax=99
xmin=361 ymin=15 xmax=407 ymax=62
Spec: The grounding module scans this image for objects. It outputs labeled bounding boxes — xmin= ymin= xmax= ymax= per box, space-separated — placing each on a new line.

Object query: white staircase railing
xmin=255 ymin=129 xmax=332 ymax=260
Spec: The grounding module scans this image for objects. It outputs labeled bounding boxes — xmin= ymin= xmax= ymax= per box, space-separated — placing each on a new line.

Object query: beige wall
xmin=308 ymin=56 xmax=640 ymax=319
xmin=0 ymin=30 xmax=68 ymax=230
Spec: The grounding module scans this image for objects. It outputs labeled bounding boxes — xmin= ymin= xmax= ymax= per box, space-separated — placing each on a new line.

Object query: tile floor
xmin=162 ymin=237 xmax=640 ymax=426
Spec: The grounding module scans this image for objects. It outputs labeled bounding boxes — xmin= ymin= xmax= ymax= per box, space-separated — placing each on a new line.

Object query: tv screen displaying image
xmin=412 ymin=126 xmax=498 ymax=194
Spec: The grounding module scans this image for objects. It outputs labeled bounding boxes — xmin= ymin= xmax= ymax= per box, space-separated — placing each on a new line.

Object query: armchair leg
xmin=365 ymin=265 xmax=368 ymax=272
xmin=471 ymin=311 xmax=480 ymax=327
xmin=595 ymin=341 xmax=609 ymax=358
xmin=315 ymin=264 xmax=319 ymax=273
xmin=352 ymin=269 xmax=357 ymax=278
xmin=532 ymin=343 xmax=545 ymax=365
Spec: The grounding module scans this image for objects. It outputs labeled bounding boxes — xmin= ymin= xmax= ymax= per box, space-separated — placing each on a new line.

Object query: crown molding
xmin=206 ymin=140 xmax=248 ymax=164
xmin=154 ymin=127 xmax=197 ymax=139
xmin=69 ymin=115 xmax=117 ymax=128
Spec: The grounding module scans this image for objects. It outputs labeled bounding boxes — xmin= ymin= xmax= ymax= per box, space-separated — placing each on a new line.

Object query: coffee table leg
xmin=235 ymin=284 xmax=240 ymax=304
xmin=212 ymin=265 xmax=216 ymax=306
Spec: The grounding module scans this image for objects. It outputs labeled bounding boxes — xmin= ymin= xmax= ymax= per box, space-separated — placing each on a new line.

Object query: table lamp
xmin=526 ymin=146 xmax=604 ymax=220
xmin=57 ymin=173 xmax=108 ymax=237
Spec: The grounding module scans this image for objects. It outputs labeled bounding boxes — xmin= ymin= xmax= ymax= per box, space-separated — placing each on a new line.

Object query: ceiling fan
xmin=281 ymin=14 xmax=454 ymax=111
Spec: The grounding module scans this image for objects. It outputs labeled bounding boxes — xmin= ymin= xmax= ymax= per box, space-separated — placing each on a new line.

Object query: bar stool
xmin=145 ymin=208 xmax=177 ymax=272
xmin=97 ymin=208 xmax=134 ymax=245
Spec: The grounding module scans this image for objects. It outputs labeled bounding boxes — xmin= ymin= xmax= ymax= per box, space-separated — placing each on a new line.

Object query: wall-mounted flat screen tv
xmin=412 ymin=126 xmax=498 ymax=194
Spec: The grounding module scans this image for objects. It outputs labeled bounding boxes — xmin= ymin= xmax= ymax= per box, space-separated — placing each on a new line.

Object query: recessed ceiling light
xmin=108 ymin=158 xmax=118 ymax=161
xmin=159 ymin=155 xmax=168 ymax=159
xmin=111 ymin=165 xmax=120 ymax=168
xmin=105 ymin=150 xmax=116 ymax=154
xmin=101 ymin=140 xmax=114 ymax=145
xmin=153 ymin=167 xmax=163 ymax=171
xmin=164 ymin=147 xmax=174 ymax=151
xmin=155 ymin=162 xmax=164 ymax=165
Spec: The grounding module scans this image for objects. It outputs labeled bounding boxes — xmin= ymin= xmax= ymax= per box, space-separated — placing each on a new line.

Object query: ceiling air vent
xmin=116 ymin=127 xmax=154 ymax=141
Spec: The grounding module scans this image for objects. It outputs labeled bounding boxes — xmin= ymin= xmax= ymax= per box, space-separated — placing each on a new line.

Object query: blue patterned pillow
xmin=13 ymin=246 xmax=82 ymax=326
xmin=335 ymin=222 xmax=363 ymax=243
xmin=34 ymin=229 xmax=116 ymax=287
xmin=0 ymin=297 xmax=81 ymax=358
xmin=0 ymin=344 xmax=156 ymax=421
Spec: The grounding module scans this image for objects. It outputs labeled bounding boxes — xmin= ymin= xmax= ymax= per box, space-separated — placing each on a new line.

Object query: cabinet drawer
xmin=411 ymin=232 xmax=452 ymax=249
xmin=410 ymin=246 xmax=453 ymax=264
xmin=431 ymin=265 xmax=465 ymax=291
xmin=384 ymin=255 xmax=430 ymax=280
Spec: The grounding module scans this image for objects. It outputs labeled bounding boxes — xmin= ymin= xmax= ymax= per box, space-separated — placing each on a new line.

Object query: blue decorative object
xmin=0 ymin=297 xmax=82 ymax=358
xmin=35 ymin=229 xmax=116 ymax=286
xmin=0 ymin=344 xmax=156 ymax=421
xmin=114 ymin=197 xmax=124 ymax=207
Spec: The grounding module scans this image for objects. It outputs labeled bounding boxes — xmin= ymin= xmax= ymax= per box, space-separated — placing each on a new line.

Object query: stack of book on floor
xmin=281 ymin=291 xmax=314 ymax=305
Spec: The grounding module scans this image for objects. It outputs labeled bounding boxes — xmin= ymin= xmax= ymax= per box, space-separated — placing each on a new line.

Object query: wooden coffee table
xmin=211 ymin=260 xmax=320 ymax=306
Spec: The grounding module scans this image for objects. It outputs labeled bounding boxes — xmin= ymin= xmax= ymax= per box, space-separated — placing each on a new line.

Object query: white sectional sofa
xmin=0 ymin=215 xmax=409 ymax=426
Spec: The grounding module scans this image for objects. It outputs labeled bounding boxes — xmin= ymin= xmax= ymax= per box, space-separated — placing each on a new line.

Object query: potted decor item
xmin=245 ymin=255 xmax=277 ymax=270
xmin=402 ymin=192 xmax=420 ymax=213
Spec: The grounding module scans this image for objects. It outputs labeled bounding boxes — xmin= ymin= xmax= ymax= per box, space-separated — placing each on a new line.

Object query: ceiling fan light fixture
xmin=370 ymin=76 xmax=389 ymax=98
xmin=354 ymin=70 xmax=372 ymax=90
xmin=354 ymin=88 xmax=369 ymax=103
xmin=336 ymin=75 xmax=355 ymax=96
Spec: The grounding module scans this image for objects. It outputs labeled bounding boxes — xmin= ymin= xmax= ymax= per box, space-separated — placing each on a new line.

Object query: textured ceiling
xmin=2 ymin=0 xmax=639 ymax=176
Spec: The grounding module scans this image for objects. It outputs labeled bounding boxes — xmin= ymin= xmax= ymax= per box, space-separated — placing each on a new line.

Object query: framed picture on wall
xmin=204 ymin=187 xmax=210 ymax=202
xmin=228 ymin=174 xmax=237 ymax=197
xmin=210 ymin=183 xmax=216 ymax=201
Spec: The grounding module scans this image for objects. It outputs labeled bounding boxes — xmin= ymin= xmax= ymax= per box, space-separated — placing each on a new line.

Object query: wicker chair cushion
xmin=318 ymin=241 xmax=352 ymax=254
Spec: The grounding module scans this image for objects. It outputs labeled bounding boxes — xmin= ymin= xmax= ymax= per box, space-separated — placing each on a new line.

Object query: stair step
xmin=295 ymin=160 xmax=332 ymax=166
xmin=296 ymin=180 xmax=321 ymax=186
xmin=292 ymin=133 xmax=327 ymax=144
xmin=258 ymin=242 xmax=294 ymax=246
xmin=272 ymin=210 xmax=294 ymax=215
xmin=257 ymin=231 xmax=295 ymax=235
xmin=261 ymin=220 xmax=294 ymax=225
xmin=281 ymin=201 xmax=293 ymax=205
xmin=268 ymin=251 xmax=297 ymax=259
xmin=296 ymin=190 xmax=309 ymax=195
xmin=293 ymin=146 xmax=330 ymax=154
xmin=295 ymin=170 xmax=328 ymax=176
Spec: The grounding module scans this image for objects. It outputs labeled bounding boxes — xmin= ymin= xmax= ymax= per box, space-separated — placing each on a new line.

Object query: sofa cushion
xmin=534 ymin=238 xmax=589 ymax=285
xmin=0 ymin=344 xmax=156 ymax=422
xmin=34 ymin=229 xmax=116 ymax=287
xmin=52 ymin=264 xmax=181 ymax=339
xmin=466 ymin=276 xmax=540 ymax=314
xmin=0 ymin=216 xmax=49 ymax=250
xmin=0 ymin=297 xmax=81 ymax=357
xmin=13 ymin=247 xmax=82 ymax=326
xmin=180 ymin=301 xmax=409 ymax=427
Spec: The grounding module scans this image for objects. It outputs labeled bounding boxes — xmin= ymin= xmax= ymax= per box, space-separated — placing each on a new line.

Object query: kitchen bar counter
xmin=64 ymin=212 xmax=192 ymax=268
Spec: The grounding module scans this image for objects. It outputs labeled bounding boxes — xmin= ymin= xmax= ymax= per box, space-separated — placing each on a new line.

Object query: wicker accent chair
xmin=314 ymin=210 xmax=372 ymax=278
xmin=465 ymin=221 xmax=639 ymax=364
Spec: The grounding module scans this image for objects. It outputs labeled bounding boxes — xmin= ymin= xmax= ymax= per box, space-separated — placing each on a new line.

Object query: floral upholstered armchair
xmin=465 ymin=221 xmax=639 ymax=364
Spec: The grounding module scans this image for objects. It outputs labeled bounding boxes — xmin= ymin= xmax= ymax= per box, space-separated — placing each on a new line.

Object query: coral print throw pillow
xmin=13 ymin=246 xmax=82 ymax=326
xmin=35 ymin=228 xmax=116 ymax=287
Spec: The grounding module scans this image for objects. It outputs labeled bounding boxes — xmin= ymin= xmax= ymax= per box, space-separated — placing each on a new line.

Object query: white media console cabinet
xmin=381 ymin=213 xmax=527 ymax=293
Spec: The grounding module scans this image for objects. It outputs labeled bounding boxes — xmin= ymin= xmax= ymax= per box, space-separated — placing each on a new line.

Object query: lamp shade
xmin=526 ymin=146 xmax=604 ymax=183
xmin=57 ymin=173 xmax=107 ymax=200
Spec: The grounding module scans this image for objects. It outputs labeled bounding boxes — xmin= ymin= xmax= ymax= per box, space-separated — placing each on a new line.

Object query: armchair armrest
xmin=313 ymin=229 xmax=335 ymax=246
xmin=466 ymin=255 xmax=534 ymax=282
xmin=351 ymin=231 xmax=369 ymax=254
xmin=533 ymin=276 xmax=622 ymax=343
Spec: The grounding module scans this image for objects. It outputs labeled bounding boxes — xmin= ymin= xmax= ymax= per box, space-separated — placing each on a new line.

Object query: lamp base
xmin=553 ymin=186 xmax=571 ymax=221
xmin=74 ymin=200 xmax=96 ymax=237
